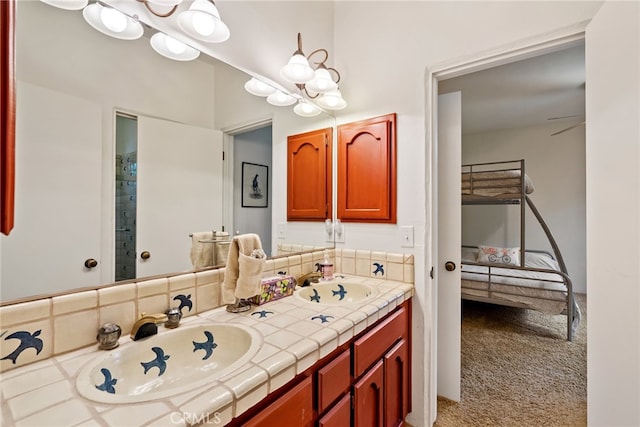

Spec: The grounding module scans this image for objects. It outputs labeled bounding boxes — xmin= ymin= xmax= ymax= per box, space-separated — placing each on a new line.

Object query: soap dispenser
xmin=320 ymin=250 xmax=334 ymax=281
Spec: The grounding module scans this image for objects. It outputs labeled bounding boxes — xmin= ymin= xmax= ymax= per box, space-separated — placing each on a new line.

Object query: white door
xmin=137 ymin=116 xmax=223 ymax=277
xmin=436 ymin=92 xmax=462 ymax=401
xmin=1 ymin=82 xmax=102 ymax=300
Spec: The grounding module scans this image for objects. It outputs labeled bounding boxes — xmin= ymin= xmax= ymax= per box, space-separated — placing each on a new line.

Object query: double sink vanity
xmin=1 ymin=269 xmax=414 ymax=426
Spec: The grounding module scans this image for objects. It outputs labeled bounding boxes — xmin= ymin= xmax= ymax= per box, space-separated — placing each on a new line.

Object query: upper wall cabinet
xmin=287 ymin=127 xmax=333 ymax=221
xmin=338 ymin=113 xmax=397 ymax=223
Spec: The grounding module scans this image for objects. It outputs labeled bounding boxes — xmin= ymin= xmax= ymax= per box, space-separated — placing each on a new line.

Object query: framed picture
xmin=242 ymin=162 xmax=268 ymax=208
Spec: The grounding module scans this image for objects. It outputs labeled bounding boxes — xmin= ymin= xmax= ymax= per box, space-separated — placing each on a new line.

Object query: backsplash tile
xmin=0 ymin=248 xmax=414 ymax=373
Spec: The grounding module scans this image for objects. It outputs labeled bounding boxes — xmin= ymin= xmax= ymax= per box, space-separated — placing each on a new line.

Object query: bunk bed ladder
xmin=525 ymin=194 xmax=575 ymax=341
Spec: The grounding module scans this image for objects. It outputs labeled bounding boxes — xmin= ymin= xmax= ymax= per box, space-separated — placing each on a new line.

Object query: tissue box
xmin=251 ymin=275 xmax=297 ymax=305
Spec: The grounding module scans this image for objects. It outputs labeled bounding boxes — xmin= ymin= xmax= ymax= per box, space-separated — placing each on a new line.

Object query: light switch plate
xmin=400 ymin=225 xmax=414 ymax=247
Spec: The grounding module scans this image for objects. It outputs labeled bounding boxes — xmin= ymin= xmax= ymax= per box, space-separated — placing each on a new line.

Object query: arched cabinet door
xmin=337 ymin=113 xmax=396 ymax=223
xmin=287 ymin=127 xmax=332 ymax=221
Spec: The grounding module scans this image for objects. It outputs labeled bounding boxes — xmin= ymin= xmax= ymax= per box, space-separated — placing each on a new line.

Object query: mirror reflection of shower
xmin=115 ymin=113 xmax=138 ymax=281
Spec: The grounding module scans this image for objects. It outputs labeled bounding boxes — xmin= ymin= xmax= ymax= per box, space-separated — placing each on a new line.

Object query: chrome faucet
xmin=130 ymin=313 xmax=168 ymax=341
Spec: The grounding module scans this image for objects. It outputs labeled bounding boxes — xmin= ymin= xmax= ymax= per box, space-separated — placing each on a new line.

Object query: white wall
xmin=586 ymin=2 xmax=640 ymax=425
xmin=461 ymin=123 xmax=587 ymax=294
xmin=332 ymin=2 xmax=602 ymax=425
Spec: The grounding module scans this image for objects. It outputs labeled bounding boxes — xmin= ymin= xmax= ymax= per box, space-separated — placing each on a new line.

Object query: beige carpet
xmin=435 ymin=294 xmax=587 ymax=427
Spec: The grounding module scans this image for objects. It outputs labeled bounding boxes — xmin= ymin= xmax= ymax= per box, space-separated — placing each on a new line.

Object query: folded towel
xmin=222 ymin=233 xmax=266 ymax=304
xmin=190 ymin=231 xmax=214 ymax=269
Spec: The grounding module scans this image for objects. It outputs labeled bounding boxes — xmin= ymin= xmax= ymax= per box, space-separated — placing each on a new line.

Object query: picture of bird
xmin=331 ymin=284 xmax=348 ymax=301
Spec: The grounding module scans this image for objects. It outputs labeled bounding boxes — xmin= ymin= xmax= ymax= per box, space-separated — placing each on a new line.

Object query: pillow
xmin=476 ymin=245 xmax=520 ymax=266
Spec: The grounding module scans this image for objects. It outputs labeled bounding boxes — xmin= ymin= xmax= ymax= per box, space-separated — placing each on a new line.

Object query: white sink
xmin=295 ymin=281 xmax=377 ymax=305
xmin=76 ymin=323 xmax=260 ymax=403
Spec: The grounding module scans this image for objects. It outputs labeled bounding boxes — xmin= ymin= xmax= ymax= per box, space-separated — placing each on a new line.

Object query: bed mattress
xmin=461 ymin=247 xmax=568 ymax=314
xmin=461 ymin=169 xmax=535 ymax=198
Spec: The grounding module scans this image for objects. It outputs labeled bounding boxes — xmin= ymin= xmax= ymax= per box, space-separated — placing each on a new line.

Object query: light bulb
xmin=191 ymin=11 xmax=215 ymax=37
xmin=100 ymin=6 xmax=127 ymax=33
xmin=164 ymin=36 xmax=187 ymax=54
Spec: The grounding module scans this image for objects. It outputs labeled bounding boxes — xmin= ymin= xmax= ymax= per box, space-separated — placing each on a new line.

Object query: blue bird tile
xmin=372 ymin=262 xmax=385 ymax=276
xmin=173 ymin=294 xmax=193 ymax=313
xmin=251 ymin=310 xmax=273 ymax=318
xmin=309 ymin=289 xmax=321 ymax=303
xmin=0 ymin=329 xmax=44 ymax=365
xmin=331 ymin=284 xmax=347 ymax=301
xmin=311 ymin=314 xmax=334 ymax=324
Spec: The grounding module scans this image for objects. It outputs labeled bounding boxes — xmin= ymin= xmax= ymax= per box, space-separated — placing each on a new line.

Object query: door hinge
xmin=430 ymin=267 xmax=434 ymax=279
xmin=222 ymin=151 xmax=225 ymax=161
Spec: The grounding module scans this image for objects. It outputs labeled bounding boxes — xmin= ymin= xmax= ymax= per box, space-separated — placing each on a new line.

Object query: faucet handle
xmin=97 ymin=323 xmax=121 ymax=350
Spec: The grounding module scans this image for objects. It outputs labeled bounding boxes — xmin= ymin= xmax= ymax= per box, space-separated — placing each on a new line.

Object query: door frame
xmin=425 ymin=21 xmax=588 ymax=425
xmin=221 ymin=115 xmax=273 ymax=237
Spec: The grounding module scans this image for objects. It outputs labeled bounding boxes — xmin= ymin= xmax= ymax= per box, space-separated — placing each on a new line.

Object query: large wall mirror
xmin=0 ymin=0 xmax=335 ymax=303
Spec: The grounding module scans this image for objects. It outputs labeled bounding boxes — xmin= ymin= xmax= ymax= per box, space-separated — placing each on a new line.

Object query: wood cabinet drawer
xmin=318 ymin=393 xmax=351 ymax=427
xmin=243 ymin=376 xmax=313 ymax=427
xmin=353 ymin=306 xmax=407 ymax=377
xmin=318 ymin=349 xmax=351 ymax=412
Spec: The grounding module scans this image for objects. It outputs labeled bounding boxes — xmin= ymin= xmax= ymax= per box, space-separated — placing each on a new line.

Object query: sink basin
xmin=294 ymin=281 xmax=377 ymax=305
xmin=76 ymin=323 xmax=260 ymax=403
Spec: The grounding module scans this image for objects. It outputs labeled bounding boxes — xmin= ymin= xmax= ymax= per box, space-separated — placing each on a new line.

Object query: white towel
xmin=190 ymin=231 xmax=214 ymax=269
xmin=222 ymin=233 xmax=266 ymax=304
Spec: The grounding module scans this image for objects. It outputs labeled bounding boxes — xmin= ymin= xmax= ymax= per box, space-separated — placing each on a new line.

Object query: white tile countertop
xmin=0 ymin=275 xmax=414 ymax=427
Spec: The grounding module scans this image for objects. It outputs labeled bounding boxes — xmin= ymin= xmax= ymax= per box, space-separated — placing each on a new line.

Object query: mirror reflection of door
xmin=232 ymin=125 xmax=273 ymax=256
xmin=115 ymin=114 xmax=138 ymax=281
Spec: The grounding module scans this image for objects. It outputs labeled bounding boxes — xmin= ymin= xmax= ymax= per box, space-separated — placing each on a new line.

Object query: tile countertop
xmin=0 ymin=275 xmax=414 ymax=427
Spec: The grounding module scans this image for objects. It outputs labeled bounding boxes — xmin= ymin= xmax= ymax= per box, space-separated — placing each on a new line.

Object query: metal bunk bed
xmin=460 ymin=159 xmax=580 ymax=341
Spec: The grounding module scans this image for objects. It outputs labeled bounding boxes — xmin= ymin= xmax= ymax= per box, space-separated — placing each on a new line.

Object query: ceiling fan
xmin=548 ymin=114 xmax=586 ymax=136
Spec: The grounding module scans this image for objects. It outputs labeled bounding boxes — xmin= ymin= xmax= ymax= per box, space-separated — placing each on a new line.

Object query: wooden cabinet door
xmin=384 ymin=338 xmax=409 ymax=427
xmin=287 ymin=127 xmax=332 ymax=221
xmin=354 ymin=360 xmax=384 ymax=427
xmin=244 ymin=376 xmax=314 ymax=427
xmin=338 ymin=113 xmax=396 ymax=223
xmin=318 ymin=393 xmax=351 ymax=427
xmin=318 ymin=349 xmax=351 ymax=412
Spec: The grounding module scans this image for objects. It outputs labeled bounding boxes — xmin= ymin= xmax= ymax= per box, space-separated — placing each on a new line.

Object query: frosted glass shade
xmin=150 ymin=33 xmax=200 ymax=61
xmin=82 ymin=3 xmax=143 ymax=40
xmin=177 ymin=0 xmax=230 ymax=43
xmin=40 ymin=0 xmax=88 ymax=10
xmin=294 ymin=102 xmax=322 ymax=117
xmin=267 ymin=91 xmax=297 ymax=107
xmin=305 ymin=67 xmax=337 ymax=94
xmin=280 ymin=54 xmax=315 ymax=84
xmin=317 ymin=89 xmax=347 ymax=110
xmin=244 ymin=78 xmax=277 ymax=97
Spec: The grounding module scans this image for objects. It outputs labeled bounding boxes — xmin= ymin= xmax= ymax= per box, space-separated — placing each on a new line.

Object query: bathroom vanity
xmin=0 ymin=270 xmax=414 ymax=426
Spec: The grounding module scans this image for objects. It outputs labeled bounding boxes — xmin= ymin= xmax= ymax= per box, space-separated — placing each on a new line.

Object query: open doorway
xmin=433 ymin=39 xmax=587 ymax=423
xmin=226 ymin=123 xmax=273 ymax=256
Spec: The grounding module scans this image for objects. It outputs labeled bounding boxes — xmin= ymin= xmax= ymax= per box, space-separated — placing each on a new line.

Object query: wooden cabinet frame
xmin=1 ymin=0 xmax=16 ymax=235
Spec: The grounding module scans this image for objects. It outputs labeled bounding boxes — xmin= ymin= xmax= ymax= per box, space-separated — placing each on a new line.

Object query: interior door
xmin=137 ymin=116 xmax=223 ymax=277
xmin=1 ymin=82 xmax=102 ymax=300
xmin=436 ymin=91 xmax=462 ymax=401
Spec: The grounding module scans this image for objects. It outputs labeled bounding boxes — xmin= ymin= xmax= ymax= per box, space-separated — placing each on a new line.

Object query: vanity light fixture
xmin=137 ymin=0 xmax=230 ymax=43
xmin=244 ymin=32 xmax=347 ymax=117
xmin=42 ymin=0 xmax=229 ymax=61
xmin=82 ymin=2 xmax=144 ymax=40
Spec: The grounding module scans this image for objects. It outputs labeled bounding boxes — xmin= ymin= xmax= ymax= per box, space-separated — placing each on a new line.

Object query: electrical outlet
xmin=277 ymin=222 xmax=286 ymax=239
xmin=400 ymin=225 xmax=414 ymax=248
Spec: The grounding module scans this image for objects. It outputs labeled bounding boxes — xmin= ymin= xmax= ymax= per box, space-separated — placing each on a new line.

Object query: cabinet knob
xmin=84 ymin=258 xmax=98 ymax=269
xmin=444 ymin=261 xmax=456 ymax=272
xmin=140 ymin=251 xmax=151 ymax=260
